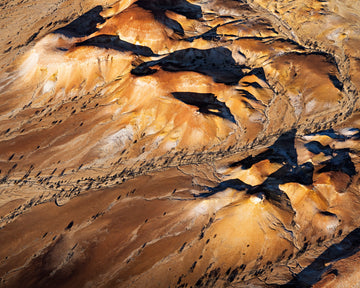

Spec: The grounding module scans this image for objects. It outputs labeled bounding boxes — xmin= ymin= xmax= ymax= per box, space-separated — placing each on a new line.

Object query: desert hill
xmin=1 ymin=0 xmax=360 ymax=287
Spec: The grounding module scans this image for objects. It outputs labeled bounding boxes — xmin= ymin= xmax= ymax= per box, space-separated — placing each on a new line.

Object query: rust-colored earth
xmin=1 ymin=0 xmax=360 ymax=287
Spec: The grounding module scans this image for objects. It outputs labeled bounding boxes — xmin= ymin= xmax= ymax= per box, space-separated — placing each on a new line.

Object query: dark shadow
xmin=76 ymin=35 xmax=157 ymax=56
xmin=171 ymin=92 xmax=237 ymax=123
xmin=304 ymin=141 xmax=332 ymax=156
xmin=241 ymin=81 xmax=263 ymax=89
xmin=136 ymin=0 xmax=202 ymax=19
xmin=249 ymin=182 xmax=295 ymax=214
xmin=329 ymin=74 xmax=343 ymax=91
xmin=247 ymin=67 xmax=267 ymax=83
xmin=304 ymin=140 xmax=356 ymax=177
xmin=195 ymin=179 xmax=251 ymax=198
xmin=236 ymin=89 xmax=259 ymax=102
xmin=284 ymin=227 xmax=360 ymax=287
xmin=194 ymin=126 xmax=357 ymax=213
xmin=318 ymin=152 xmax=356 ymax=177
xmin=262 ymin=37 xmax=305 ymax=51
xmin=195 ymin=129 xmax=315 ymax=214
xmin=308 ymin=128 xmax=360 ymax=141
xmin=131 ymin=47 xmax=246 ymax=85
xmin=244 ymin=163 xmax=312 ymax=213
xmin=184 ymin=25 xmax=277 ymax=44
xmin=136 ymin=0 xmax=202 ymax=36
xmin=184 ymin=19 xmax=247 ymax=42
xmin=54 ymin=6 xmax=105 ymax=37
xmin=348 ymin=128 xmax=360 ymax=140
xmin=184 ymin=25 xmax=222 ymax=42
xmin=195 ymin=163 xmax=312 ymax=214
xmin=230 ymin=129 xmax=298 ymax=169
xmin=261 ymin=162 xmax=314 ymax=187
xmin=251 ymin=162 xmax=313 ymax=213
xmin=152 ymin=10 xmax=185 ymax=35
xmin=306 ymin=128 xmax=346 ymax=141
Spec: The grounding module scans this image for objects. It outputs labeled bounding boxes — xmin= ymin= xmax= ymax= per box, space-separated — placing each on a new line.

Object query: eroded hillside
xmin=1 ymin=0 xmax=360 ymax=287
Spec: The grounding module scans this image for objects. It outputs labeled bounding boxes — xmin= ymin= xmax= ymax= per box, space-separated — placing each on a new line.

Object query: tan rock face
xmin=1 ymin=0 xmax=360 ymax=287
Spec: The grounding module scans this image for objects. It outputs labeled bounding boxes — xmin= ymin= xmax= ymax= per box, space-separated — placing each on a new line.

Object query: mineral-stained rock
xmin=1 ymin=0 xmax=360 ymax=287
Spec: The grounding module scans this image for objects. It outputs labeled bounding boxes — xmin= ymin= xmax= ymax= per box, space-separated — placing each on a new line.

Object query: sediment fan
xmin=1 ymin=0 xmax=360 ymax=287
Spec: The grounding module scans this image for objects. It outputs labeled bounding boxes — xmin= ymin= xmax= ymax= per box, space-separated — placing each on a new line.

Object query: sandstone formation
xmin=1 ymin=0 xmax=360 ymax=287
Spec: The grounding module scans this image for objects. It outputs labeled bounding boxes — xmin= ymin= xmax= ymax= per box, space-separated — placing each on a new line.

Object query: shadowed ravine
xmin=1 ymin=0 xmax=360 ymax=287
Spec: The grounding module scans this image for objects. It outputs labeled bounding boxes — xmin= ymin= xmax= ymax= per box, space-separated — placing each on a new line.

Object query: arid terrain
xmin=1 ymin=0 xmax=360 ymax=287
